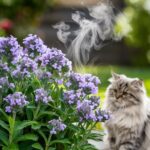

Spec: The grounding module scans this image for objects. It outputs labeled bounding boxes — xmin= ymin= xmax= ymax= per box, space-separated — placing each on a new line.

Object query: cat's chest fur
xmin=104 ymin=103 xmax=148 ymax=149
xmin=106 ymin=103 xmax=147 ymax=127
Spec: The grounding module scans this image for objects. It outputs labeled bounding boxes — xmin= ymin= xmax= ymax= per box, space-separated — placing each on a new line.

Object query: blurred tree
xmin=0 ymin=0 xmax=55 ymax=38
xmin=117 ymin=0 xmax=150 ymax=66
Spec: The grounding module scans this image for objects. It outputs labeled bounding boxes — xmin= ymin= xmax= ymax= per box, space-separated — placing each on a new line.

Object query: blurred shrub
xmin=116 ymin=0 xmax=150 ymax=66
xmin=0 ymin=0 xmax=55 ymax=38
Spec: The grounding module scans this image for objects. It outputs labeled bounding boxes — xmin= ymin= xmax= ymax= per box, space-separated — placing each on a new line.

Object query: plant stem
xmin=75 ymin=122 xmax=97 ymax=149
xmin=0 ymin=95 xmax=2 ymax=106
xmin=9 ymin=111 xmax=16 ymax=144
xmin=33 ymin=103 xmax=41 ymax=120
xmin=45 ymin=134 xmax=51 ymax=150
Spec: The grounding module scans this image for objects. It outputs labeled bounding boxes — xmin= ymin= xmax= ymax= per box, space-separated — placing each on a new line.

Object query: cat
xmin=103 ymin=73 xmax=150 ymax=150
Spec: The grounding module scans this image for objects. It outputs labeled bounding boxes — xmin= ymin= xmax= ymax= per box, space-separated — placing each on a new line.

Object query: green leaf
xmin=32 ymin=143 xmax=43 ymax=150
xmin=81 ymin=143 xmax=97 ymax=150
xmin=0 ymin=108 xmax=8 ymax=121
xmin=87 ymin=132 xmax=104 ymax=141
xmin=16 ymin=120 xmax=37 ymax=131
xmin=31 ymin=123 xmax=41 ymax=130
xmin=2 ymin=146 xmax=8 ymax=150
xmin=25 ymin=85 xmax=34 ymax=95
xmin=48 ymin=148 xmax=56 ymax=150
xmin=32 ymin=77 xmax=41 ymax=87
xmin=0 ymin=120 xmax=9 ymax=131
xmin=49 ymin=139 xmax=71 ymax=146
xmin=18 ymin=141 xmax=34 ymax=150
xmin=2 ymin=144 xmax=19 ymax=150
xmin=26 ymin=107 xmax=33 ymax=120
xmin=27 ymin=105 xmax=36 ymax=109
xmin=37 ymin=130 xmax=47 ymax=144
xmin=15 ymin=133 xmax=38 ymax=142
xmin=0 ymin=130 xmax=8 ymax=146
xmin=8 ymin=116 xmax=16 ymax=143
xmin=68 ymin=124 xmax=79 ymax=132
xmin=9 ymin=144 xmax=19 ymax=150
xmin=38 ymin=111 xmax=58 ymax=118
xmin=8 ymin=116 xmax=15 ymax=130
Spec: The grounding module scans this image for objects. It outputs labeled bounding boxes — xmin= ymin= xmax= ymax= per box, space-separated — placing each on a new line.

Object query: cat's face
xmin=106 ymin=73 xmax=145 ymax=109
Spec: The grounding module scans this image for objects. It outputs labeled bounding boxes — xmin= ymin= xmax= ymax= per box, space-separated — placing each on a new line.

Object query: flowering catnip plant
xmin=0 ymin=34 xmax=109 ymax=150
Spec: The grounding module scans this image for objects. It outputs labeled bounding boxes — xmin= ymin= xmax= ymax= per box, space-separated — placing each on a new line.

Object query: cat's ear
xmin=108 ymin=72 xmax=120 ymax=82
xmin=131 ymin=79 xmax=143 ymax=87
xmin=111 ymin=72 xmax=120 ymax=80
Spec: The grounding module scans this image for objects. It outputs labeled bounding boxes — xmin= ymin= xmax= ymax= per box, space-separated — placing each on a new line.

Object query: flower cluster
xmin=95 ymin=109 xmax=110 ymax=122
xmin=12 ymin=56 xmax=38 ymax=78
xmin=48 ymin=119 xmax=66 ymax=135
xmin=23 ymin=34 xmax=47 ymax=57
xmin=64 ymin=89 xmax=85 ymax=105
xmin=77 ymin=100 xmax=96 ymax=121
xmin=0 ymin=77 xmax=9 ymax=87
xmin=66 ymin=73 xmax=100 ymax=94
xmin=4 ymin=92 xmax=28 ymax=113
xmin=0 ymin=62 xmax=9 ymax=73
xmin=64 ymin=73 xmax=108 ymax=122
xmin=89 ymin=96 xmax=100 ymax=109
xmin=39 ymin=48 xmax=72 ymax=76
xmin=0 ymin=76 xmax=14 ymax=87
xmin=34 ymin=88 xmax=52 ymax=104
xmin=0 ymin=36 xmax=22 ymax=64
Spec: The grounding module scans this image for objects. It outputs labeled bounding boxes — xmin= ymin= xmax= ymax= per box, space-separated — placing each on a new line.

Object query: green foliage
xmin=123 ymin=0 xmax=150 ymax=66
xmin=0 ymin=0 xmax=55 ymax=38
xmin=0 ymin=28 xmax=5 ymax=36
xmin=0 ymin=0 xmax=55 ymax=19
xmin=0 ymin=77 xmax=101 ymax=149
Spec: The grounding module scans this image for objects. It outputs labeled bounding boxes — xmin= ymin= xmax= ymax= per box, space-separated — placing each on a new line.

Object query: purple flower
xmin=95 ymin=109 xmax=110 ymax=122
xmin=64 ymin=89 xmax=85 ymax=105
xmin=89 ymin=96 xmax=100 ymax=109
xmin=0 ymin=62 xmax=9 ymax=73
xmin=38 ymin=48 xmax=72 ymax=76
xmin=0 ymin=77 xmax=8 ymax=86
xmin=68 ymin=73 xmax=100 ymax=94
xmin=4 ymin=92 xmax=29 ymax=113
xmin=0 ymin=36 xmax=23 ymax=64
xmin=0 ymin=77 xmax=15 ymax=90
xmin=23 ymin=34 xmax=48 ymax=57
xmin=37 ymin=70 xmax=52 ymax=81
xmin=12 ymin=55 xmax=38 ymax=78
xmin=55 ymin=79 xmax=63 ymax=85
xmin=65 ymin=81 xmax=72 ymax=87
xmin=48 ymin=119 xmax=66 ymax=135
xmin=77 ymin=100 xmax=96 ymax=121
xmin=9 ymin=83 xmax=15 ymax=89
xmin=34 ymin=88 xmax=52 ymax=104
xmin=5 ymin=106 xmax=12 ymax=113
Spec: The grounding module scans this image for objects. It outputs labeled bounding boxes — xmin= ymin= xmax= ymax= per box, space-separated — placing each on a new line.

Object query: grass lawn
xmin=76 ymin=65 xmax=150 ymax=129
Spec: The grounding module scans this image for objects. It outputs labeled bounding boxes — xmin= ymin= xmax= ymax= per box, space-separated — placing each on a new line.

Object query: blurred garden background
xmin=0 ymin=0 xmax=150 ymax=98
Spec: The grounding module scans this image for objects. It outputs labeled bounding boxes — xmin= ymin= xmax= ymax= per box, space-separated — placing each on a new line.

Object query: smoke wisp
xmin=53 ymin=1 xmax=119 ymax=65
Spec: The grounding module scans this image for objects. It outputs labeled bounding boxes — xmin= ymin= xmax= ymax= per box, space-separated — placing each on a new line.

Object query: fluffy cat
xmin=103 ymin=73 xmax=150 ymax=150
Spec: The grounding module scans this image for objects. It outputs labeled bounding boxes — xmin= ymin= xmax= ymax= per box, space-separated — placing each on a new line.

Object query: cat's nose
xmin=116 ymin=93 xmax=122 ymax=99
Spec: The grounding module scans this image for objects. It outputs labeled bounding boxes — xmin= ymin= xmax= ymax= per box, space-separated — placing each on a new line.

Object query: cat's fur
xmin=103 ymin=73 xmax=150 ymax=150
